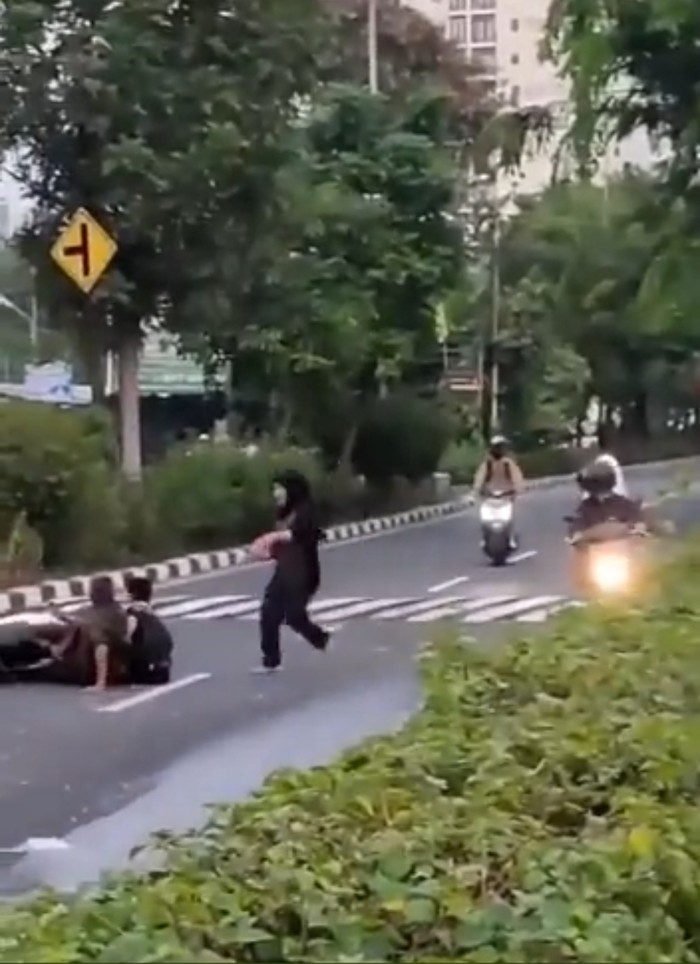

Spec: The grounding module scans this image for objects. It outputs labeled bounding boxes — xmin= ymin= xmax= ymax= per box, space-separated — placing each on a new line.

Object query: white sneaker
xmin=250 ymin=665 xmax=282 ymax=675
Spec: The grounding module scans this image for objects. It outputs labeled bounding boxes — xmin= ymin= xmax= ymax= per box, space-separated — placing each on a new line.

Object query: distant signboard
xmin=442 ymin=367 xmax=481 ymax=394
xmin=12 ymin=361 xmax=92 ymax=405
xmin=137 ymin=333 xmax=219 ymax=396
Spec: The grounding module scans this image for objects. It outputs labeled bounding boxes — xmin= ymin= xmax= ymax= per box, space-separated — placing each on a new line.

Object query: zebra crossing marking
xmin=169 ymin=592 xmax=578 ymax=626
xmin=8 ymin=590 xmax=583 ymax=629
xmin=465 ymin=595 xmax=564 ymax=624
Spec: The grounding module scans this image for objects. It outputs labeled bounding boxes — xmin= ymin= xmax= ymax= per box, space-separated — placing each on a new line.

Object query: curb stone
xmin=0 ymin=501 xmax=466 ymax=614
xmin=1 ymin=455 xmax=696 ymax=614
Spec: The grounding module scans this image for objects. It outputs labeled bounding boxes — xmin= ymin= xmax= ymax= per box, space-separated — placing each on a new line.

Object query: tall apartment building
xmin=399 ymin=0 xmax=657 ymax=196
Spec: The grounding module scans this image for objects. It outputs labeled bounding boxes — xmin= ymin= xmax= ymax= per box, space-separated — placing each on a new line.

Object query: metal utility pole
xmin=368 ymin=0 xmax=378 ymax=93
xmin=489 ymin=214 xmax=500 ymax=432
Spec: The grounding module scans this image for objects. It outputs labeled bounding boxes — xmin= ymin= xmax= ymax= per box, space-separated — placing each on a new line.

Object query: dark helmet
xmin=489 ymin=434 xmax=508 ymax=458
xmin=577 ymin=460 xmax=615 ymax=497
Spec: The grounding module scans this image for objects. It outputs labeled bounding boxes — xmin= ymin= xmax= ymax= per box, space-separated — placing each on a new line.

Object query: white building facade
xmin=399 ymin=0 xmax=659 ymax=196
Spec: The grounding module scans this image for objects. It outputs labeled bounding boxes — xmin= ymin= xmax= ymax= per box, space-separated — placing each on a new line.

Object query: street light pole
xmin=0 ymin=292 xmax=37 ymax=347
xmin=489 ymin=214 xmax=500 ymax=432
xmin=368 ymin=0 xmax=378 ymax=93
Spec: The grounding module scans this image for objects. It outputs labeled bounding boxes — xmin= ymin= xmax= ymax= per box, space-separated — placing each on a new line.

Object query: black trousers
xmin=259 ymin=573 xmax=327 ymax=668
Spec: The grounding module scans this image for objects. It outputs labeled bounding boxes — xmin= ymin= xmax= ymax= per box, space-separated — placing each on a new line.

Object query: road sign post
xmin=50 ymin=208 xmax=117 ymax=294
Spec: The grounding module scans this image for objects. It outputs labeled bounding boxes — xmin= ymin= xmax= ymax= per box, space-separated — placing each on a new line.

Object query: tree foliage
xmin=493 ymin=172 xmax=700 ymax=438
xmin=0 ymin=0 xmax=324 ymax=471
xmin=545 ymin=0 xmax=700 ymax=183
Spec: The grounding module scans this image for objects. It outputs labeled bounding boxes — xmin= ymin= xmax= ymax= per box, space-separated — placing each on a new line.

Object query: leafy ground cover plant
xmin=3 ymin=543 xmax=700 ymax=960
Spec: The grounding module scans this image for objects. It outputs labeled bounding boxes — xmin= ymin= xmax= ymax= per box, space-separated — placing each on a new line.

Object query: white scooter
xmin=479 ymin=490 xmax=515 ymax=566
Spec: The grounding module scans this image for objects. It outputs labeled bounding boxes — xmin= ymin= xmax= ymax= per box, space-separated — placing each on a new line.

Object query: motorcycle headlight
xmin=590 ymin=552 xmax=630 ymax=592
xmin=480 ymin=503 xmax=512 ymax=523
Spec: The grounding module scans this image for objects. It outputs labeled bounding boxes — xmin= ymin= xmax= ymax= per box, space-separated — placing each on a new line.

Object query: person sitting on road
xmin=64 ymin=576 xmax=130 ymax=690
xmin=473 ymin=435 xmax=525 ymax=498
xmin=125 ymin=576 xmax=173 ymax=685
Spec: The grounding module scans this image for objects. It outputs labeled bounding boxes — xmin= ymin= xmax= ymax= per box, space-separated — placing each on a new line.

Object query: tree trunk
xmin=117 ymin=330 xmax=142 ymax=480
xmin=337 ymin=421 xmax=359 ymax=473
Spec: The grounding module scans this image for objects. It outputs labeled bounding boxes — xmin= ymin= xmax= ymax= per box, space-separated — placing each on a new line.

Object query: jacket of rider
xmin=473 ymin=456 xmax=525 ymax=496
xmin=572 ymin=493 xmax=642 ymax=533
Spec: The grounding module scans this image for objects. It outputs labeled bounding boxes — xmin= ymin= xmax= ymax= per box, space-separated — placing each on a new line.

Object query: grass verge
xmin=2 ymin=544 xmax=700 ymax=961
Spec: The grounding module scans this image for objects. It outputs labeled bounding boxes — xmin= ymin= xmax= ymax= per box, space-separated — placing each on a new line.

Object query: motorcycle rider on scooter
xmin=571 ymin=461 xmax=642 ymax=537
xmin=570 ymin=461 xmax=672 ymax=540
xmin=473 ymin=435 xmax=524 ymax=549
xmin=586 ymin=425 xmax=627 ymax=497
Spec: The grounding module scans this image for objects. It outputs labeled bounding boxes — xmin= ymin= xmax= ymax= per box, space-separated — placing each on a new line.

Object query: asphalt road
xmin=0 ymin=461 xmax=697 ymax=894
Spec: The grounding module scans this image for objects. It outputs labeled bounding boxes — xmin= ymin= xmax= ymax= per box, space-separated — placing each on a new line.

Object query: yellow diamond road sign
xmin=50 ymin=207 xmax=117 ymax=294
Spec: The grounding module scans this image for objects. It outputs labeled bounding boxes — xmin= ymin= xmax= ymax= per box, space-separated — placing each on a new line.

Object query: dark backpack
xmin=129 ymin=608 xmax=173 ymax=665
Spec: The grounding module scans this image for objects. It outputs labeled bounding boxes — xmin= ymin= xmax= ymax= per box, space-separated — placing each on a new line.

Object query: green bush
xmin=0 ymin=402 xmax=124 ymax=567
xmin=6 ymin=544 xmax=700 ymax=960
xmin=144 ymin=443 xmax=323 ymax=552
xmin=439 ymin=438 xmax=481 ymax=483
xmin=518 ymin=444 xmax=580 ymax=480
xmin=353 ymin=395 xmax=454 ymax=486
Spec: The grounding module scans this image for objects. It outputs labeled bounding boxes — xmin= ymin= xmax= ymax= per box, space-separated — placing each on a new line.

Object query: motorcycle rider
xmin=571 ymin=460 xmax=642 ymax=537
xmin=474 ymin=435 xmax=525 ymax=498
xmin=473 ymin=435 xmax=524 ymax=549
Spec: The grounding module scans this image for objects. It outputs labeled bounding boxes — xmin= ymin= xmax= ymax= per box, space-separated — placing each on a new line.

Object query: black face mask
xmin=490 ymin=449 xmax=505 ymax=460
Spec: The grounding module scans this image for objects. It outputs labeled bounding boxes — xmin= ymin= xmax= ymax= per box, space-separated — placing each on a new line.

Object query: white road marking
xmin=95 ymin=673 xmax=211 ymax=713
xmin=517 ymin=600 xmax=583 ymax=622
xmin=508 ymin=550 xmax=538 ymax=563
xmin=156 ymin=596 xmax=247 ymax=617
xmin=409 ymin=594 xmax=518 ymax=622
xmin=184 ymin=598 xmax=260 ymax=619
xmin=58 ymin=593 xmax=190 ymax=612
xmin=236 ymin=597 xmax=364 ymax=622
xmin=428 ymin=575 xmax=470 ymax=593
xmin=375 ymin=596 xmax=469 ymax=619
xmin=465 ymin=595 xmax=562 ymax=623
xmin=308 ymin=597 xmax=364 ymax=613
xmin=307 ymin=598 xmax=411 ymax=621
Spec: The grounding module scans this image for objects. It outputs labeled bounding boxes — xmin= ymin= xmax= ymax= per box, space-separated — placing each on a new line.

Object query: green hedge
xmin=5 ymin=544 xmax=700 ymax=960
xmin=0 ymin=403 xmax=448 ymax=572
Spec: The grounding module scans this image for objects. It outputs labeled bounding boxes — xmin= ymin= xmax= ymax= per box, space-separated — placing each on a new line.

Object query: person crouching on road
xmin=125 ymin=576 xmax=174 ymax=684
xmin=250 ymin=469 xmax=330 ymax=673
xmin=65 ymin=575 xmax=129 ymax=689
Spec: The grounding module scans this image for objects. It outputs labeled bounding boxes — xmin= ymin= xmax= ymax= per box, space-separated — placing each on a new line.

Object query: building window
xmin=509 ymin=85 xmax=520 ymax=106
xmin=449 ymin=0 xmax=466 ymax=10
xmin=470 ymin=0 xmax=495 ymax=9
xmin=471 ymin=13 xmax=496 ymax=43
xmin=448 ymin=15 xmax=467 ymax=43
xmin=511 ymin=17 xmax=519 ymax=30
xmin=510 ymin=52 xmax=519 ymax=65
xmin=472 ymin=46 xmax=497 ymax=71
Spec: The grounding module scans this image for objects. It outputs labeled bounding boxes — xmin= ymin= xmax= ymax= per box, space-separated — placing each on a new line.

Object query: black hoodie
xmin=273 ymin=470 xmax=322 ymax=595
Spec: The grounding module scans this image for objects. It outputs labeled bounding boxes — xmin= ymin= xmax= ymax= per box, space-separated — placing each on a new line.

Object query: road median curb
xmin=1 ymin=455 xmax=695 ymax=614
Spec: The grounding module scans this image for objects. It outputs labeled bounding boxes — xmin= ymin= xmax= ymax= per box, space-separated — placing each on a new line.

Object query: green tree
xmin=199 ymin=85 xmax=465 ymax=466
xmin=494 ymin=174 xmax=700 ymax=437
xmin=0 ymin=0 xmax=322 ymax=477
xmin=545 ymin=0 xmax=700 ymax=184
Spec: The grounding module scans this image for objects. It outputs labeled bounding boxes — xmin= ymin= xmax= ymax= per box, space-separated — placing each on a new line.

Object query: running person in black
xmin=252 ymin=470 xmax=330 ymax=673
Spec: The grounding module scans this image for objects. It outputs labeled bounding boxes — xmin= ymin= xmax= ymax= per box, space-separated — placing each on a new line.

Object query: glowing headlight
xmin=590 ymin=552 xmax=630 ymax=592
xmin=480 ymin=503 xmax=513 ymax=523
